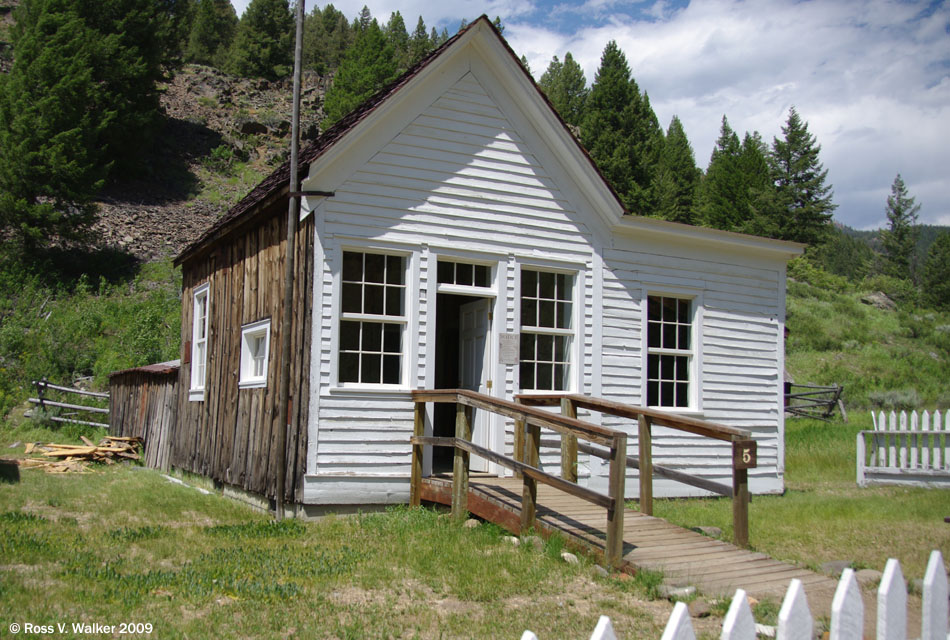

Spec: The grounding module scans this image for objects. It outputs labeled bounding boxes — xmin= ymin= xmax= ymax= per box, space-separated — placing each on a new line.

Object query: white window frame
xmin=239 ymin=318 xmax=271 ymax=389
xmin=518 ymin=266 xmax=577 ymax=393
xmin=642 ymin=290 xmax=702 ymax=412
xmin=189 ymin=282 xmax=210 ymax=402
xmin=335 ymin=249 xmax=409 ymax=389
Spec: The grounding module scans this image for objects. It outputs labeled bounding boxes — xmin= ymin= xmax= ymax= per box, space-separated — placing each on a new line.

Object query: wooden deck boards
xmin=420 ymin=474 xmax=846 ymax=620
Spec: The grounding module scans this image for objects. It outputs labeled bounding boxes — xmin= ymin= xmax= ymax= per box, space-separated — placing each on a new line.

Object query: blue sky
xmin=230 ymin=0 xmax=950 ymax=231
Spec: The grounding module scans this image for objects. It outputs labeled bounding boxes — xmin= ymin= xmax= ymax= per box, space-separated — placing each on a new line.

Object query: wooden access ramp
xmin=420 ymin=475 xmax=841 ymax=611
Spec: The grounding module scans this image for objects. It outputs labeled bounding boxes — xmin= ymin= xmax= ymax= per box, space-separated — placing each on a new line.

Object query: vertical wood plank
xmin=732 ymin=442 xmax=750 ymax=548
xmin=606 ymin=432 xmax=626 ymax=568
xmin=777 ymin=579 xmax=812 ymax=640
xmin=922 ymin=410 xmax=931 ymax=469
xmin=856 ymin=432 xmax=866 ymax=487
xmin=521 ymin=420 xmax=540 ymax=533
xmin=638 ymin=414 xmax=653 ymax=516
xmin=452 ymin=403 xmax=471 ymax=519
xmin=721 ymin=589 xmax=756 ymax=640
xmin=410 ymin=401 xmax=425 ymax=507
xmin=910 ymin=411 xmax=919 ymax=469
xmin=660 ymin=602 xmax=696 ymax=640
xmin=589 ymin=615 xmax=618 ymax=640
xmin=560 ymin=398 xmax=578 ymax=483
xmin=830 ymin=568 xmax=863 ymax=640
xmin=898 ymin=411 xmax=908 ymax=468
xmin=877 ymin=558 xmax=906 ymax=640
xmin=922 ymin=550 xmax=948 ymax=640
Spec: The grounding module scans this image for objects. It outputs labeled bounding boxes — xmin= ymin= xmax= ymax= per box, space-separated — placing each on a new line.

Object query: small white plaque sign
xmin=499 ymin=333 xmax=520 ymax=365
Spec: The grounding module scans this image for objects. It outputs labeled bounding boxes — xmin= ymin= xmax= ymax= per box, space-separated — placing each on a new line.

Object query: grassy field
xmin=653 ymin=412 xmax=950 ymax=580
xmin=0 ymin=459 xmax=689 ymax=639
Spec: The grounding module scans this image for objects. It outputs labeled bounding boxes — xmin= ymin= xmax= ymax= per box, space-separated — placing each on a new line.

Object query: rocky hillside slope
xmin=93 ymin=65 xmax=327 ymax=261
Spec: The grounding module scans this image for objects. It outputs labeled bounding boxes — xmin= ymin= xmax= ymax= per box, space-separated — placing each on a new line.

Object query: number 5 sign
xmin=733 ymin=440 xmax=757 ymax=470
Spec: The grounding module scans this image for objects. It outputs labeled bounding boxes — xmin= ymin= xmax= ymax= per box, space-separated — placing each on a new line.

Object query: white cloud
xmin=505 ymin=0 xmax=950 ymax=229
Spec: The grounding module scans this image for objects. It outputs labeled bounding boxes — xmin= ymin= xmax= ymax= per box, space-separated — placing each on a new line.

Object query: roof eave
xmin=614 ymin=215 xmax=807 ymax=261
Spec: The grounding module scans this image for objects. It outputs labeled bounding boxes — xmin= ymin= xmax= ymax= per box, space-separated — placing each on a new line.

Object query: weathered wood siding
xmin=306 ymin=71 xmax=598 ymax=498
xmin=109 ymin=364 xmax=179 ymax=471
xmin=173 ymin=205 xmax=314 ymax=502
xmin=601 ymin=239 xmax=785 ymax=496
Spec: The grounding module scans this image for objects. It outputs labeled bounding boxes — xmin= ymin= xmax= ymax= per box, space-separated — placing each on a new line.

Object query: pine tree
xmin=880 ymin=173 xmax=921 ymax=279
xmin=538 ymin=52 xmax=587 ymax=127
xmin=581 ymin=41 xmax=662 ymax=215
xmin=227 ymin=0 xmax=293 ymax=80
xmin=770 ymin=106 xmax=836 ymax=245
xmin=322 ymin=18 xmax=397 ymax=126
xmin=408 ymin=16 xmax=431 ymax=65
xmin=654 ymin=116 xmax=700 ymax=224
xmin=698 ymin=117 xmax=743 ymax=230
xmin=185 ymin=0 xmax=237 ymax=68
xmin=921 ymin=232 xmax=950 ymax=311
xmin=582 ymin=42 xmax=635 ymax=207
xmin=384 ymin=11 xmax=409 ymax=70
xmin=0 ymin=0 xmax=108 ymax=247
xmin=354 ymin=5 xmax=371 ymax=32
xmin=738 ymin=131 xmax=781 ymax=237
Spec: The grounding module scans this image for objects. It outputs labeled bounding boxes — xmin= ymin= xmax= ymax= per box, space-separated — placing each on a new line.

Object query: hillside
xmin=90 ymin=64 xmax=327 ymax=261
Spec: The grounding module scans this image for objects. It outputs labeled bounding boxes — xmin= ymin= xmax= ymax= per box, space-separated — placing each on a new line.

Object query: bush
xmin=867 ymin=389 xmax=920 ymax=411
xmin=861 ymin=274 xmax=919 ymax=307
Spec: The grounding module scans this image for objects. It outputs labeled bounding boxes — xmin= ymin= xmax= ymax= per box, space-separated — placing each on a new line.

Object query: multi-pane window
xmin=437 ymin=260 xmax=491 ymax=288
xmin=520 ymin=269 xmax=573 ymax=391
xmin=240 ymin=319 xmax=270 ymax=388
xmin=647 ymin=295 xmax=692 ymax=408
xmin=190 ymin=283 xmax=210 ymax=396
xmin=339 ymin=251 xmax=406 ymax=385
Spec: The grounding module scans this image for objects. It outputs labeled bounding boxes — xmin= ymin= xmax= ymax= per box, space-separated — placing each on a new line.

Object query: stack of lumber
xmin=18 ymin=436 xmax=142 ymax=473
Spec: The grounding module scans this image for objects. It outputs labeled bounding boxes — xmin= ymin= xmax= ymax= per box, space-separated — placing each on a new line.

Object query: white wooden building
xmin=172 ymin=16 xmax=803 ymax=508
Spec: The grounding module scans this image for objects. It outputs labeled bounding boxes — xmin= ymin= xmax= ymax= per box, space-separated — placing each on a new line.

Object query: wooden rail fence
xmin=28 ymin=379 xmax=109 ymax=428
xmin=523 ymin=550 xmax=948 ymax=640
xmin=785 ymin=383 xmax=846 ymax=421
xmin=409 ymin=390 xmax=758 ymax=565
xmin=858 ymin=410 xmax=950 ymax=487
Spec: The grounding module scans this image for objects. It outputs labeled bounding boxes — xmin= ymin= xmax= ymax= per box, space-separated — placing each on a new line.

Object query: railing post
xmin=606 ymin=432 xmax=627 ymax=568
xmin=560 ymin=397 xmax=578 ymax=483
xmin=410 ymin=400 xmax=425 ymax=507
xmin=637 ymin=414 xmax=653 ymax=516
xmin=513 ymin=398 xmax=525 ymax=479
xmin=732 ymin=440 xmax=755 ymax=548
xmin=452 ymin=402 xmax=472 ymax=519
xmin=521 ymin=420 xmax=540 ymax=533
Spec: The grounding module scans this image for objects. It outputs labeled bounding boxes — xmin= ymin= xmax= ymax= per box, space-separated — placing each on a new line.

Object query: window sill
xmin=328 ymin=386 xmax=411 ymax=397
xmin=188 ymin=389 xmax=205 ymax=402
xmin=648 ymin=407 xmax=705 ymax=419
xmin=239 ymin=379 xmax=267 ymax=390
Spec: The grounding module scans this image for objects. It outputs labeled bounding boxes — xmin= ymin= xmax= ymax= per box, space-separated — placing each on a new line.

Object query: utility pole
xmin=276 ymin=0 xmax=305 ymax=521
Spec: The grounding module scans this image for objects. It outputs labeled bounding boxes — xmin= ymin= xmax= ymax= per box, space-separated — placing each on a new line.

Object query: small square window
xmin=240 ymin=319 xmax=271 ymax=389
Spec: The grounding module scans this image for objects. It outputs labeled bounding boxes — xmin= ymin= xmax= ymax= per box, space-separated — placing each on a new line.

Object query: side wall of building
xmin=172 ymin=206 xmax=314 ymax=502
xmin=599 ymin=234 xmax=786 ymax=496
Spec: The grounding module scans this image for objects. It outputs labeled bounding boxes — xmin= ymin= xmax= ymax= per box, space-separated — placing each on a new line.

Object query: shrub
xmin=867 ymin=389 xmax=920 ymax=411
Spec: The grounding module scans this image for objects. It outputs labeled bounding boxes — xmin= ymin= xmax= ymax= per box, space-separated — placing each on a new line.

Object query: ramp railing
xmin=409 ymin=389 xmax=629 ymax=567
xmin=516 ymin=394 xmax=757 ymax=547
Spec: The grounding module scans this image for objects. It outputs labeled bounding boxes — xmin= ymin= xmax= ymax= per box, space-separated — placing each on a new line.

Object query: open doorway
xmin=433 ymin=292 xmax=493 ymax=473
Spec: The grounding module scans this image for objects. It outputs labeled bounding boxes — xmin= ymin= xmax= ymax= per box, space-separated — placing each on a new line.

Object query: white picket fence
xmin=522 ymin=551 xmax=949 ymax=640
xmin=857 ymin=411 xmax=950 ymax=487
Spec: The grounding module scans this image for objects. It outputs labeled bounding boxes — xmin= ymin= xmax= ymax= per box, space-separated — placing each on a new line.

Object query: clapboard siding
xmin=309 ymin=71 xmax=596 ymax=484
xmin=599 ymin=243 xmax=784 ymax=496
xmin=172 ymin=208 xmax=314 ymax=502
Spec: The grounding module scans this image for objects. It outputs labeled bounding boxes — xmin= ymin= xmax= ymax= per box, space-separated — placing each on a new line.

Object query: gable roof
xmin=176 ymin=16 xmax=619 ymax=266
xmin=175 ymin=16 xmax=803 ymax=266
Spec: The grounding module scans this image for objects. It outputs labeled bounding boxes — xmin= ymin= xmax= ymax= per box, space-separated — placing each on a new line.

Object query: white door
xmin=459 ymin=299 xmax=492 ymax=473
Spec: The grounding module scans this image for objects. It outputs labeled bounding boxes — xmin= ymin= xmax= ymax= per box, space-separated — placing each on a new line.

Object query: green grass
xmin=650 ymin=413 xmax=950 ymax=579
xmin=0 ymin=465 xmax=670 ymax=639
